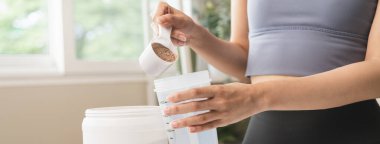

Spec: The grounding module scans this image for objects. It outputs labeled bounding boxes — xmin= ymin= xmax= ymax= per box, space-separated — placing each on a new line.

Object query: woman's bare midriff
xmin=250 ymin=75 xmax=297 ymax=84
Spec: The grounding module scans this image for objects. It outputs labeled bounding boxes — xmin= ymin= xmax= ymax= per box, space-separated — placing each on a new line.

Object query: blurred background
xmin=0 ymin=0 xmax=248 ymax=144
xmin=1 ymin=0 xmax=378 ymax=144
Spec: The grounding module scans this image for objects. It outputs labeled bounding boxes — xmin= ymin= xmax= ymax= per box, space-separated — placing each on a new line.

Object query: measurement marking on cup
xmin=160 ymin=101 xmax=168 ymax=104
xmin=154 ymin=71 xmax=218 ymax=144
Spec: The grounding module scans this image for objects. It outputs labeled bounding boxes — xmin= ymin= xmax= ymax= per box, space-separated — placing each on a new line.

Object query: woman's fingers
xmin=152 ymin=2 xmax=170 ymax=22
xmin=164 ymin=100 xmax=214 ymax=116
xmin=171 ymin=38 xmax=185 ymax=46
xmin=189 ymin=120 xmax=223 ymax=133
xmin=171 ymin=30 xmax=187 ymax=41
xmin=171 ymin=30 xmax=187 ymax=46
xmin=157 ymin=14 xmax=187 ymax=28
xmin=171 ymin=111 xmax=220 ymax=129
xmin=151 ymin=1 xmax=171 ymax=36
xmin=151 ymin=1 xmax=195 ymax=44
xmin=168 ymin=86 xmax=220 ymax=103
xmin=162 ymin=83 xmax=260 ymax=133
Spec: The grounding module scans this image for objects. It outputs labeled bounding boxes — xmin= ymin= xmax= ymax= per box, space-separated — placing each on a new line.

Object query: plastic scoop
xmin=139 ymin=25 xmax=178 ymax=77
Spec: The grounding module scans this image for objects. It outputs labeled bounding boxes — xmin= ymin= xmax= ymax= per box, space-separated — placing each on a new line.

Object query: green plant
xmin=195 ymin=0 xmax=231 ymax=40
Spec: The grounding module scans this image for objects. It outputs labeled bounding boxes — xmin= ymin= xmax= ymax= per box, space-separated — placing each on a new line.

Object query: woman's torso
xmin=244 ymin=0 xmax=380 ymax=143
xmin=246 ymin=0 xmax=378 ymax=81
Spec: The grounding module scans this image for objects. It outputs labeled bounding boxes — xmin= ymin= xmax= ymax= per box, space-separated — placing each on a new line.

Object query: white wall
xmin=0 ymin=81 xmax=148 ymax=144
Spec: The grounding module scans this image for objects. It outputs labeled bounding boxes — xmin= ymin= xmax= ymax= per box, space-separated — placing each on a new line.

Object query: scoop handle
xmin=158 ymin=25 xmax=172 ymax=41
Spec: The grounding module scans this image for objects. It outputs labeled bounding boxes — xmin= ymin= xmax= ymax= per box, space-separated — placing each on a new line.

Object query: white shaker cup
xmin=139 ymin=25 xmax=178 ymax=77
xmin=154 ymin=71 xmax=219 ymax=144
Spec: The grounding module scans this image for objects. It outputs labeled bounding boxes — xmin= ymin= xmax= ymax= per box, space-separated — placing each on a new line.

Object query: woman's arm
xmin=189 ymin=0 xmax=249 ymax=81
xmin=155 ymin=1 xmax=249 ymax=81
xmin=263 ymin=60 xmax=380 ymax=111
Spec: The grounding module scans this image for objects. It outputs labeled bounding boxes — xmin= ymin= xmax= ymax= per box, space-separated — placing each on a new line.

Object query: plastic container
xmin=139 ymin=25 xmax=178 ymax=77
xmin=82 ymin=106 xmax=168 ymax=144
xmin=154 ymin=70 xmax=219 ymax=144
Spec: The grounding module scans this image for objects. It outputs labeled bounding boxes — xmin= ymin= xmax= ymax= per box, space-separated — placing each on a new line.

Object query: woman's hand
xmin=152 ymin=2 xmax=196 ymax=46
xmin=163 ymin=83 xmax=269 ymax=133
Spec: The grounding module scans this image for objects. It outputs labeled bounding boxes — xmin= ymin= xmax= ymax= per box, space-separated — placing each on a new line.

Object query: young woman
xmin=153 ymin=0 xmax=380 ymax=143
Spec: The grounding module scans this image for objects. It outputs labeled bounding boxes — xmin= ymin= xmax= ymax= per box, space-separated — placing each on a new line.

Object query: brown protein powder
xmin=152 ymin=43 xmax=176 ymax=62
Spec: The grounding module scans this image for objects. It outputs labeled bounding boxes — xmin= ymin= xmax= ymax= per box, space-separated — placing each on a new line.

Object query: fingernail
xmin=177 ymin=41 xmax=185 ymax=46
xmin=164 ymin=108 xmax=170 ymax=115
xmin=162 ymin=110 xmax=168 ymax=117
xmin=189 ymin=127 xmax=196 ymax=133
xmin=171 ymin=121 xmax=179 ymax=128
xmin=178 ymin=35 xmax=187 ymax=41
xmin=166 ymin=95 xmax=174 ymax=102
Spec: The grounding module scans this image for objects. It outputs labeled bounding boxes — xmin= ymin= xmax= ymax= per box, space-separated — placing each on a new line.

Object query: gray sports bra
xmin=246 ymin=0 xmax=378 ymax=77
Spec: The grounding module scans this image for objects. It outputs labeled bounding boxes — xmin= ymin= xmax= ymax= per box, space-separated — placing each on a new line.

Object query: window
xmin=0 ymin=0 xmax=55 ymax=76
xmin=74 ymin=0 xmax=144 ymax=61
xmin=0 ymin=0 xmax=189 ymax=78
xmin=63 ymin=0 xmax=156 ymax=74
xmin=0 ymin=0 xmax=160 ymax=76
xmin=0 ymin=0 xmax=48 ymax=55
